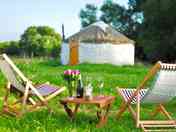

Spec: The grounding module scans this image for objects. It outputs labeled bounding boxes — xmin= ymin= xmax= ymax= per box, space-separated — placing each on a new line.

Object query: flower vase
xmin=63 ymin=69 xmax=80 ymax=99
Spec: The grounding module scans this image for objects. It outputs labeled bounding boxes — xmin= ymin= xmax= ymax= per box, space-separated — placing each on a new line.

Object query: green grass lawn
xmin=0 ymin=58 xmax=175 ymax=132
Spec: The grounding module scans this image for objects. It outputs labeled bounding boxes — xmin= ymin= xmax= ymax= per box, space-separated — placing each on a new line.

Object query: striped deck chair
xmin=117 ymin=61 xmax=176 ymax=131
xmin=0 ymin=54 xmax=66 ymax=116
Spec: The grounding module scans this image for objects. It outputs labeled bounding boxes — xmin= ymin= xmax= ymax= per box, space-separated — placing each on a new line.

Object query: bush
xmin=5 ymin=41 xmax=20 ymax=55
xmin=0 ymin=41 xmax=20 ymax=55
xmin=51 ymin=45 xmax=61 ymax=58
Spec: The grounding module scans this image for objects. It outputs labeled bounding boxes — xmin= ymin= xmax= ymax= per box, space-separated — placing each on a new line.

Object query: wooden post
xmin=159 ymin=104 xmax=173 ymax=120
xmin=3 ymin=82 xmax=11 ymax=106
xmin=136 ymin=91 xmax=140 ymax=128
xmin=21 ymin=82 xmax=30 ymax=114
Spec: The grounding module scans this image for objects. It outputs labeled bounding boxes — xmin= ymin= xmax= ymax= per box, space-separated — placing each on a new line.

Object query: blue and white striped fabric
xmin=118 ymin=88 xmax=147 ymax=104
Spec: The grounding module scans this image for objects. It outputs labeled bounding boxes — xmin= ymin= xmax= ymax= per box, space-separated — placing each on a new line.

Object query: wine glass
xmin=85 ymin=76 xmax=92 ymax=86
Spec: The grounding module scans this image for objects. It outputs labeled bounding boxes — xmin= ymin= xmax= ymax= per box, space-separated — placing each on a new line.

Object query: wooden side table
xmin=60 ymin=95 xmax=115 ymax=128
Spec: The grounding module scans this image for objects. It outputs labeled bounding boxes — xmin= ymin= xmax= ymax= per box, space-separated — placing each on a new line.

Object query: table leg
xmin=96 ymin=104 xmax=111 ymax=128
xmin=61 ymin=102 xmax=80 ymax=120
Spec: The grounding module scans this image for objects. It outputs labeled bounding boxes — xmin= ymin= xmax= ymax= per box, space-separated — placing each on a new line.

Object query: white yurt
xmin=61 ymin=21 xmax=135 ymax=65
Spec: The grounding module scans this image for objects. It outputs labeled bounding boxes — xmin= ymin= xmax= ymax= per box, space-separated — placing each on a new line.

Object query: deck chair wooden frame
xmin=117 ymin=61 xmax=176 ymax=131
xmin=0 ymin=54 xmax=66 ymax=116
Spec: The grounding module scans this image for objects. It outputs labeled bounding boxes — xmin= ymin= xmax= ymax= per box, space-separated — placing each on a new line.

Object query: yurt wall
xmin=60 ymin=43 xmax=69 ymax=65
xmin=61 ymin=43 xmax=134 ymax=65
xmin=79 ymin=43 xmax=134 ymax=65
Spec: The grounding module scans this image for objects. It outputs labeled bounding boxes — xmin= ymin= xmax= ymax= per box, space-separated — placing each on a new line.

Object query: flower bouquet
xmin=63 ymin=69 xmax=80 ymax=97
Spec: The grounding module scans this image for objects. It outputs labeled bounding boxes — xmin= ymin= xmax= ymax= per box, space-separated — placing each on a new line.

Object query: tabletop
xmin=60 ymin=95 xmax=115 ymax=108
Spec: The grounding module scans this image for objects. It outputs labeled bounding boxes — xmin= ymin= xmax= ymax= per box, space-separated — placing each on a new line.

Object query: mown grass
xmin=0 ymin=58 xmax=176 ymax=132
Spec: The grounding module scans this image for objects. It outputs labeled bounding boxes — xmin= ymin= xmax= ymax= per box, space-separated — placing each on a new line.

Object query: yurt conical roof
xmin=67 ymin=21 xmax=134 ymax=44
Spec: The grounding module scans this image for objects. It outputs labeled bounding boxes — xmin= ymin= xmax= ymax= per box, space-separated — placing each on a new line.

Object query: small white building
xmin=61 ymin=21 xmax=135 ymax=65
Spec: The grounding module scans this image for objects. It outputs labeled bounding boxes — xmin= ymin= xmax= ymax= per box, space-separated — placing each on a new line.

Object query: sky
xmin=0 ymin=0 xmax=128 ymax=41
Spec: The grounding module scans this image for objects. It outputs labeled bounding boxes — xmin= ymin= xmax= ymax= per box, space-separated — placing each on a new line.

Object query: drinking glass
xmin=85 ymin=76 xmax=92 ymax=86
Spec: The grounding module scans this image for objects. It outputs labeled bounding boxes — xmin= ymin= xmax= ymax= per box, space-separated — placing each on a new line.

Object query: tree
xmin=79 ymin=4 xmax=98 ymax=27
xmin=127 ymin=0 xmax=146 ymax=59
xmin=100 ymin=1 xmax=127 ymax=32
xmin=128 ymin=0 xmax=145 ymax=12
xmin=138 ymin=0 xmax=176 ymax=62
xmin=79 ymin=1 xmax=141 ymax=37
xmin=19 ymin=26 xmax=62 ymax=57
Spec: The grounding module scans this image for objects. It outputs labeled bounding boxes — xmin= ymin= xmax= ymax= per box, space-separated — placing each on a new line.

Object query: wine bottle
xmin=76 ymin=75 xmax=84 ymax=98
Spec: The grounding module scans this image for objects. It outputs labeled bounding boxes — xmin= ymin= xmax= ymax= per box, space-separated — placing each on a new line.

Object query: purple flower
xmin=70 ymin=70 xmax=80 ymax=75
xmin=63 ymin=69 xmax=80 ymax=81
xmin=75 ymin=70 xmax=80 ymax=75
xmin=64 ymin=69 xmax=72 ymax=75
xmin=71 ymin=70 xmax=75 ymax=75
xmin=64 ymin=70 xmax=67 ymax=75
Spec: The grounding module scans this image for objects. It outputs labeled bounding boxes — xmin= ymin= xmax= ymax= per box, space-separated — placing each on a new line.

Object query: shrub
xmin=0 ymin=41 xmax=20 ymax=55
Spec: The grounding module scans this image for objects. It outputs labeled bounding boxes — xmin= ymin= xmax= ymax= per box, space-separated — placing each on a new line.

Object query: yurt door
xmin=69 ymin=40 xmax=79 ymax=65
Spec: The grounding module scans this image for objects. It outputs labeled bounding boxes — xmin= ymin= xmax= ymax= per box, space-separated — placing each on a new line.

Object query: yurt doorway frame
xmin=69 ymin=40 xmax=79 ymax=65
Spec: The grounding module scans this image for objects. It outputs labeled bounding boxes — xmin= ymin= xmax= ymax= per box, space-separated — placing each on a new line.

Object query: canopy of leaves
xmin=79 ymin=4 xmax=98 ymax=27
xmin=79 ymin=1 xmax=142 ymax=37
xmin=100 ymin=1 xmax=126 ymax=32
xmin=20 ymin=26 xmax=62 ymax=57
xmin=138 ymin=0 xmax=176 ymax=62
